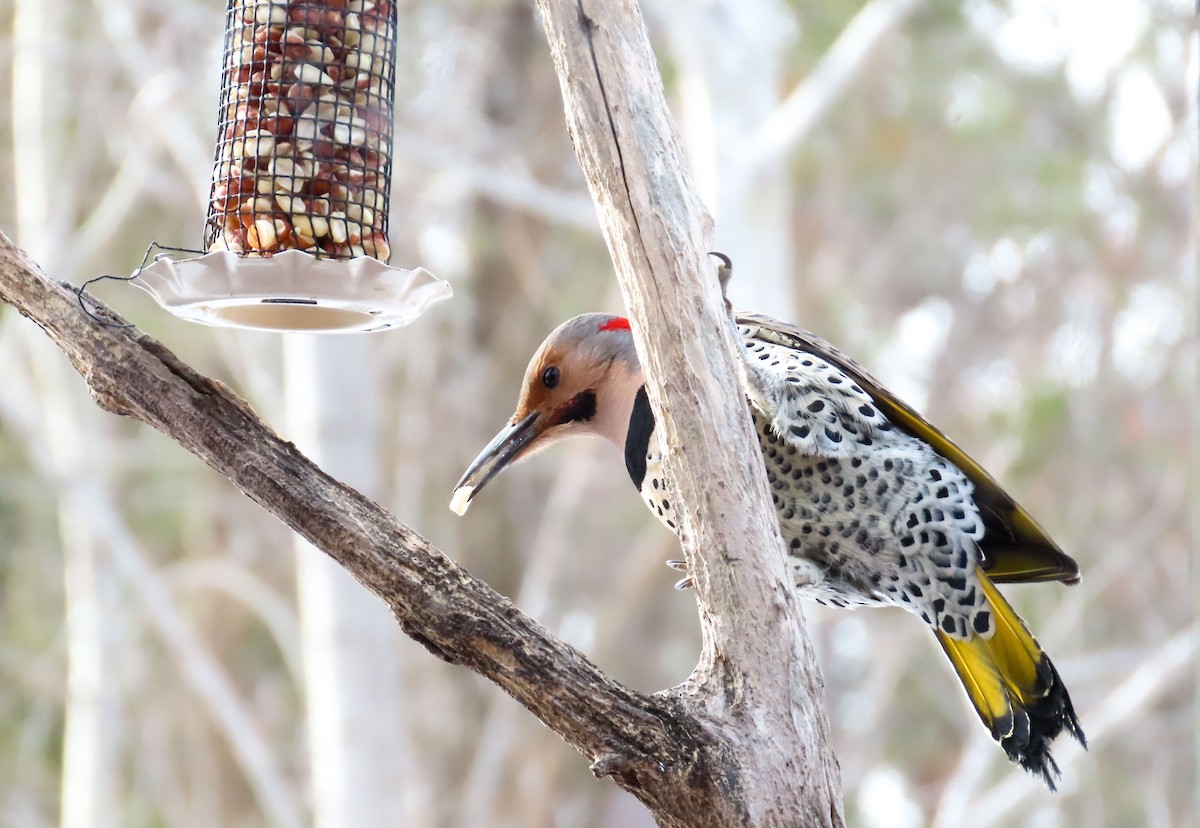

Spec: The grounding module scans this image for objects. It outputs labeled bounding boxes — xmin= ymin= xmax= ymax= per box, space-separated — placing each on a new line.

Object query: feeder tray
xmin=134 ymin=249 xmax=449 ymax=333
xmin=134 ymin=0 xmax=450 ymax=333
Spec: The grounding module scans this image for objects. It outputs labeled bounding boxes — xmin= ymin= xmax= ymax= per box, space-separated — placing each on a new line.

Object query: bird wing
xmin=735 ymin=311 xmax=1080 ymax=585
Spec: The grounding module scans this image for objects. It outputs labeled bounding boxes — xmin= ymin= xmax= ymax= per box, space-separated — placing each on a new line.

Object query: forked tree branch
xmin=0 ymin=235 xmax=710 ymax=822
xmin=0 ymin=0 xmax=845 ymax=823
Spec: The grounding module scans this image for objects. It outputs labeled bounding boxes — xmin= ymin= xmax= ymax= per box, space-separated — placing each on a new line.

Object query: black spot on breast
xmin=808 ymin=400 xmax=825 ymax=413
xmin=946 ymin=575 xmax=967 ymax=591
xmin=824 ymin=428 xmax=842 ymax=443
xmin=941 ymin=615 xmax=957 ymax=633
xmin=973 ymin=611 xmax=991 ymax=634
xmin=932 ymin=598 xmax=946 ymax=615
xmin=858 ymin=404 xmax=875 ymax=417
xmin=790 ymin=425 xmax=810 ymax=439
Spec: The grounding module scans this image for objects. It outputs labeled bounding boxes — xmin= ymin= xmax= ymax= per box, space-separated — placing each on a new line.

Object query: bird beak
xmin=450 ymin=411 xmax=542 ymax=515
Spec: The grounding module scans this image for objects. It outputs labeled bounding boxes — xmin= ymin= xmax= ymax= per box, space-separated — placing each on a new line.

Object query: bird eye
xmin=541 ymin=365 xmax=560 ymax=389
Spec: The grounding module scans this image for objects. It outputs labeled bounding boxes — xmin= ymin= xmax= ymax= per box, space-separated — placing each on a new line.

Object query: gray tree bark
xmin=533 ymin=0 xmax=843 ymax=821
xmin=0 ymin=0 xmax=845 ymax=822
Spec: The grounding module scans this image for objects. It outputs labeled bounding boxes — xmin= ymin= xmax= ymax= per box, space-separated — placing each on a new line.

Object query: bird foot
xmin=665 ymin=559 xmax=694 ymax=590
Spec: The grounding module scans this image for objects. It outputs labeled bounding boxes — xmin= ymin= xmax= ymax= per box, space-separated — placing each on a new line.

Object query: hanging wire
xmin=72 ymin=242 xmax=206 ymax=328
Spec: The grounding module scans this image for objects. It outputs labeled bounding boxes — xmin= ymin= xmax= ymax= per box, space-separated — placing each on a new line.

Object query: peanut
xmin=205 ymin=0 xmax=395 ymax=262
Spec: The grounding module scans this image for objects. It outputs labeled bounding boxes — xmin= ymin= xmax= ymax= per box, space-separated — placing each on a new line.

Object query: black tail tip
xmin=1004 ymin=659 xmax=1087 ymax=792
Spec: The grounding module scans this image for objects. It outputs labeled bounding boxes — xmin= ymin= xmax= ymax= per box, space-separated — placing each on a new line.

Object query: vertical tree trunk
xmin=283 ymin=336 xmax=427 ymax=828
xmin=533 ymin=1 xmax=845 ymax=823
xmin=39 ymin=352 xmax=123 ymax=828
xmin=12 ymin=1 xmax=121 ymax=825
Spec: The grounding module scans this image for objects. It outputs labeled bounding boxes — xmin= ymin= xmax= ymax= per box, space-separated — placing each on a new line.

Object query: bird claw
xmin=708 ymin=251 xmax=734 ymax=313
xmin=667 ymin=559 xmax=694 ymax=589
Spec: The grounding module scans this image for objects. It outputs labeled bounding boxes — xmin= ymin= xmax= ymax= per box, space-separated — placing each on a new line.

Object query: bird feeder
xmin=134 ymin=0 xmax=451 ymax=333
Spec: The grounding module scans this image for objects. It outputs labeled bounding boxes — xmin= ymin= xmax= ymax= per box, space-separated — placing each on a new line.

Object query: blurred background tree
xmin=0 ymin=0 xmax=1192 ymax=826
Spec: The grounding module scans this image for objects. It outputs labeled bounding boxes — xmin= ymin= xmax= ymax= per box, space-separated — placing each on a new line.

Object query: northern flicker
xmin=451 ymin=258 xmax=1086 ymax=788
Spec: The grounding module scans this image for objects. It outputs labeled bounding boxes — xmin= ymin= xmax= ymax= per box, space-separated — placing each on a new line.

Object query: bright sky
xmin=965 ymin=0 xmax=1185 ymax=172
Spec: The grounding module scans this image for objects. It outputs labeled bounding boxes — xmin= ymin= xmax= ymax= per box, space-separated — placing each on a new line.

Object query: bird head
xmin=450 ymin=313 xmax=643 ymax=515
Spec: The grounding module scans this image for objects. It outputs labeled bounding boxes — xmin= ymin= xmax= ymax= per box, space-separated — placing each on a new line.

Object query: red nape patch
xmin=598 ymin=317 xmax=631 ymax=332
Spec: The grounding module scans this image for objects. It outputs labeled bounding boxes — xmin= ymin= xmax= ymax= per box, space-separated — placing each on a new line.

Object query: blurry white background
xmin=0 ymin=1 xmax=1193 ymax=826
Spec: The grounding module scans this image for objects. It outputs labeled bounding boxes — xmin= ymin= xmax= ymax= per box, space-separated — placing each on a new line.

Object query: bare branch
xmin=0 ymin=233 xmax=734 ymax=826
xmin=748 ymin=0 xmax=924 ymax=175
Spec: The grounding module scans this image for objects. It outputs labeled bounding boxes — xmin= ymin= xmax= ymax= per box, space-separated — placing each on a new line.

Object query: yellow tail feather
xmin=935 ymin=568 xmax=1085 ymax=790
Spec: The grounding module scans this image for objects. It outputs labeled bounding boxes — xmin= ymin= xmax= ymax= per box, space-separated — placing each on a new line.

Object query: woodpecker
xmin=452 ymin=257 xmax=1085 ymax=789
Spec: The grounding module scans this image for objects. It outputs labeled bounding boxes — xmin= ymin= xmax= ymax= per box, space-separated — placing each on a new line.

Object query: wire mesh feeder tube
xmin=135 ymin=0 xmax=451 ymax=333
xmin=208 ymin=0 xmax=396 ymax=260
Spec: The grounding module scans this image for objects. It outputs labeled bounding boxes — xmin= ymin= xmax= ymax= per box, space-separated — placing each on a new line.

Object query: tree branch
xmin=0 ymin=235 xmax=713 ymax=821
xmin=535 ymin=0 xmax=843 ymax=823
xmin=0 ymin=0 xmax=845 ymax=822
